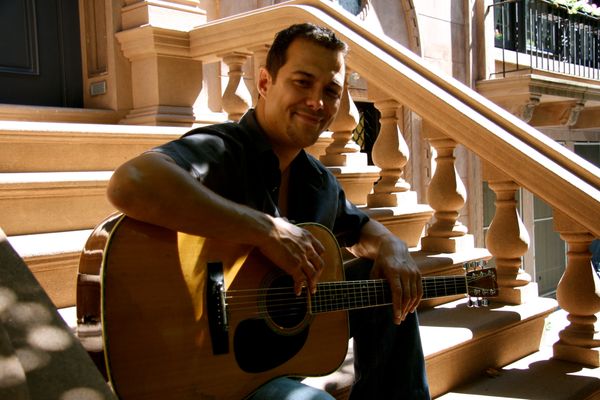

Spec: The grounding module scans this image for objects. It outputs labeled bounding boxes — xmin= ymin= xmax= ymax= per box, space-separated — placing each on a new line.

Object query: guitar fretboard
xmin=311 ymin=275 xmax=467 ymax=314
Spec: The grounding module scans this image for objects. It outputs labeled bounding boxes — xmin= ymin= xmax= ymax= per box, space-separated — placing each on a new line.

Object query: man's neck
xmin=272 ymin=146 xmax=300 ymax=174
xmin=253 ymin=103 xmax=301 ymax=172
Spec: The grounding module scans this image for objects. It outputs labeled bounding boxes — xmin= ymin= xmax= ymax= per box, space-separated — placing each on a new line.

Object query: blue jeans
xmin=251 ymin=377 xmax=335 ymax=400
xmin=250 ymin=258 xmax=430 ymax=400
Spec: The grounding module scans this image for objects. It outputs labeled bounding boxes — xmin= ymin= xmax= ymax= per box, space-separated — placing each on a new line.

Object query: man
xmin=107 ymin=23 xmax=430 ymax=399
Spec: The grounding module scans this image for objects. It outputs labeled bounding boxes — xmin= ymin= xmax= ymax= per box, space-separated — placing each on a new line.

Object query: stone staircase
xmin=0 ymin=113 xmax=558 ymax=399
xmin=0 ymin=118 xmax=188 ymax=308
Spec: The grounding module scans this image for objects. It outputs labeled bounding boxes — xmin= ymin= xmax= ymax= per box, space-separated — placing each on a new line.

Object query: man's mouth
xmin=294 ymin=111 xmax=323 ymax=125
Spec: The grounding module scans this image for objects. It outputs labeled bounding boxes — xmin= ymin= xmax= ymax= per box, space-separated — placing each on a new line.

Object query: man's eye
xmin=327 ymin=89 xmax=342 ymax=99
xmin=294 ymin=79 xmax=311 ymax=87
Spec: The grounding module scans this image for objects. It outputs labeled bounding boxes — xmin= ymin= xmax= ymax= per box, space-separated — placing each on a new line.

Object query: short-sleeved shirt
xmin=152 ymin=109 xmax=369 ymax=248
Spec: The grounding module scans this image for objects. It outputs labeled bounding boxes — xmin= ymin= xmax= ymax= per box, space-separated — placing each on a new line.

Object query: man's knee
xmin=250 ymin=377 xmax=336 ymax=400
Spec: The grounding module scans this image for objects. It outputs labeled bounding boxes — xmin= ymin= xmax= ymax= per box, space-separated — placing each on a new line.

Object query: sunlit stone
xmin=0 ymin=354 xmax=27 ymax=388
xmin=27 ymin=325 xmax=73 ymax=352
xmin=0 ymin=287 xmax=17 ymax=314
xmin=15 ymin=347 xmax=50 ymax=372
xmin=8 ymin=302 xmax=53 ymax=327
xmin=60 ymin=387 xmax=105 ymax=400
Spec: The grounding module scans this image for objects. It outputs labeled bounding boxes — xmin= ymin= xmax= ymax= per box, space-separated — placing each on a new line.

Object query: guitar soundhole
xmin=232 ymin=274 xmax=311 ymax=373
xmin=266 ymin=275 xmax=308 ymax=330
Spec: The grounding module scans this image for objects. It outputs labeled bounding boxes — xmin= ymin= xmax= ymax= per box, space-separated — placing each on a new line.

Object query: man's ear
xmin=257 ymin=67 xmax=272 ymax=98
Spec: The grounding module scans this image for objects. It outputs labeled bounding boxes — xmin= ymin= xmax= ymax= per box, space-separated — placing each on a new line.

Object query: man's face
xmin=257 ymin=38 xmax=345 ymax=152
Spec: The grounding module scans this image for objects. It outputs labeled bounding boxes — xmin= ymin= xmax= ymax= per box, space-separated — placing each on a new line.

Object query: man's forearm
xmin=107 ymin=152 xmax=275 ymax=247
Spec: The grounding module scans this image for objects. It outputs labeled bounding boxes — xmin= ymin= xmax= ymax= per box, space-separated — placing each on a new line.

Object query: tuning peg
xmin=467 ymin=296 xmax=480 ymax=307
xmin=467 ymin=296 xmax=474 ymax=307
xmin=467 ymin=296 xmax=490 ymax=308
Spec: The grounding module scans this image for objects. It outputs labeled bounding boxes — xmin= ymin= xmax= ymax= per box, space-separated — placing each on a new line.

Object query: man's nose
xmin=305 ymin=88 xmax=324 ymax=110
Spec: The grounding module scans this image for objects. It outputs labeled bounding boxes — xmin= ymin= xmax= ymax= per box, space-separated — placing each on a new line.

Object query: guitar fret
xmin=312 ymin=268 xmax=493 ymax=314
xmin=443 ymin=279 xmax=446 ymax=293
xmin=422 ymin=275 xmax=471 ymax=299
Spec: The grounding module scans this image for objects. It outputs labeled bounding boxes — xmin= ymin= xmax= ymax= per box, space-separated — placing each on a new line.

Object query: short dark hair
xmin=265 ymin=23 xmax=348 ymax=81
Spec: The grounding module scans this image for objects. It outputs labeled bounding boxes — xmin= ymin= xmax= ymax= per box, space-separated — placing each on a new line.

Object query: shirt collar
xmin=239 ymin=109 xmax=273 ymax=155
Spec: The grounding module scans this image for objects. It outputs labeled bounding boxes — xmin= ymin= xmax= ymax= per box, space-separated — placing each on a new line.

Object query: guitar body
xmin=100 ymin=215 xmax=348 ymax=400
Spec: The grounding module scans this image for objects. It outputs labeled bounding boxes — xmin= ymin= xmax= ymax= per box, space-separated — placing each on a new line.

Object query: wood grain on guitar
xmin=95 ymin=214 xmax=497 ymax=400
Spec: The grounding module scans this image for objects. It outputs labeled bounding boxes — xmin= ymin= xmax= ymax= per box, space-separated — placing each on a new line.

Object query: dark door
xmin=0 ymin=0 xmax=83 ymax=107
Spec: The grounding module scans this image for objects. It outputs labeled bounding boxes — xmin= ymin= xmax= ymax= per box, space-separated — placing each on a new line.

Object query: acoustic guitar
xmin=90 ymin=214 xmax=497 ymax=400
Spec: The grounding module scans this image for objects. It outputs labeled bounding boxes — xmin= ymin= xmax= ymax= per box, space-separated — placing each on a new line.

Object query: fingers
xmin=293 ymin=236 xmax=324 ymax=295
xmin=258 ymin=219 xmax=325 ymax=296
xmin=377 ymin=252 xmax=422 ymax=325
xmin=390 ymin=273 xmax=422 ymax=324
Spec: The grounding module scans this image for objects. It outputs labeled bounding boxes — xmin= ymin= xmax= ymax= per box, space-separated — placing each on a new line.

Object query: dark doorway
xmin=0 ymin=0 xmax=83 ymax=107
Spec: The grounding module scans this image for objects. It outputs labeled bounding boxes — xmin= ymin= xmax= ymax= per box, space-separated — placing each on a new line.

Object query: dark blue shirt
xmin=152 ymin=109 xmax=369 ymax=248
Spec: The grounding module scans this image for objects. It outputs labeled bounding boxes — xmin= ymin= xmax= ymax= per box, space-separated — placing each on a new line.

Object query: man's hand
xmin=372 ymin=238 xmax=422 ymax=324
xmin=348 ymin=219 xmax=423 ymax=325
xmin=256 ymin=217 xmax=325 ymax=295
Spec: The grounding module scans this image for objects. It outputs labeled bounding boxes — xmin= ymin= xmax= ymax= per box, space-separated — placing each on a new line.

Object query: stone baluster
xmin=366 ymin=89 xmax=411 ymax=208
xmin=483 ymin=163 xmax=535 ymax=304
xmin=318 ymin=70 xmax=380 ymax=205
xmin=553 ymin=210 xmax=600 ymax=367
xmin=249 ymin=44 xmax=270 ymax=106
xmin=220 ymin=52 xmax=252 ymax=121
xmin=420 ymin=121 xmax=472 ymax=253
xmin=320 ymin=69 xmax=362 ymax=167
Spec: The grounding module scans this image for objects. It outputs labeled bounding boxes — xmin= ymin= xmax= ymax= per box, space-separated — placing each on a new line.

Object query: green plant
xmin=549 ymin=0 xmax=600 ymax=17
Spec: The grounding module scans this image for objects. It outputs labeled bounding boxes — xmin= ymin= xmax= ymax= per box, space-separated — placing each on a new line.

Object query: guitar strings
xmin=224 ymin=276 xmax=473 ymax=302
xmin=222 ymin=276 xmax=477 ymax=318
xmin=224 ymin=275 xmax=474 ymax=299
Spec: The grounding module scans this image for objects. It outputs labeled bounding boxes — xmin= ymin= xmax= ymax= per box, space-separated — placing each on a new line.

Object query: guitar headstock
xmin=465 ymin=261 xmax=498 ymax=307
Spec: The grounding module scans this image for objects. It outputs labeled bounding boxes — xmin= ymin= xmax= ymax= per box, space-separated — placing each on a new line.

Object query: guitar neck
xmin=311 ymin=275 xmax=467 ymax=314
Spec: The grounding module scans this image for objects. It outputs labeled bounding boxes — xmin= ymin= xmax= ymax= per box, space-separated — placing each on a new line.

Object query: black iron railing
xmin=493 ymin=0 xmax=600 ymax=79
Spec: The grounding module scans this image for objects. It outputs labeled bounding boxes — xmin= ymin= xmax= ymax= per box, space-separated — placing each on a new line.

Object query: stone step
xmin=0 ymin=120 xmax=187 ymax=172
xmin=328 ymin=165 xmax=380 ymax=205
xmin=420 ymin=296 xmax=558 ymax=398
xmin=0 ymin=171 xmax=115 ymax=236
xmin=364 ymin=202 xmax=435 ymax=248
xmin=436 ymin=308 xmax=600 ymax=400
xmin=7 ymin=229 xmax=92 ymax=308
xmin=304 ymin=296 xmax=559 ymax=399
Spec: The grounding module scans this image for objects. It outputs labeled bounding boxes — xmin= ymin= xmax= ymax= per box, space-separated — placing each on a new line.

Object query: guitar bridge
xmin=207 ymin=262 xmax=229 ymax=355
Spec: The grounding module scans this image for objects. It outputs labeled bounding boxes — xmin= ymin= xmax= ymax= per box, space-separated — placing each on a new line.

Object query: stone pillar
xmin=318 ymin=70 xmax=379 ymax=205
xmin=361 ymin=96 xmax=432 ymax=247
xmin=483 ymin=162 xmax=535 ymax=304
xmin=220 ymin=52 xmax=252 ymax=121
xmin=366 ymin=90 xmax=412 ymax=208
xmin=121 ymin=0 xmax=206 ymax=31
xmin=115 ymin=1 xmax=207 ymax=125
xmin=553 ymin=210 xmax=600 ymax=367
xmin=320 ymin=69 xmax=363 ymax=167
xmin=249 ymin=44 xmax=270 ymax=106
xmin=421 ymin=121 xmax=473 ymax=253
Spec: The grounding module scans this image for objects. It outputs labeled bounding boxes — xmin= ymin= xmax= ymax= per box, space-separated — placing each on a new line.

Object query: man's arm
xmin=347 ymin=219 xmax=423 ymax=324
xmin=107 ymin=151 xmax=324 ymax=295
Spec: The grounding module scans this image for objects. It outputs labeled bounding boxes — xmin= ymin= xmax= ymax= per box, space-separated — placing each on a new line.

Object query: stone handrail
xmin=186 ymin=0 xmax=600 ymax=238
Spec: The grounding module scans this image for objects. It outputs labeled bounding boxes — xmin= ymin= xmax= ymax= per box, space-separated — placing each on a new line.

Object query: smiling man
xmin=257 ymin=36 xmax=345 ymax=163
xmin=107 ymin=23 xmax=430 ymax=399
